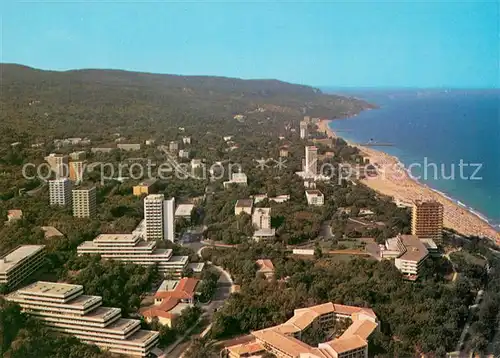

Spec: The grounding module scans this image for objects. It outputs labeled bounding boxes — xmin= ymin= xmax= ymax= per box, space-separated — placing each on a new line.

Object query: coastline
xmin=316 ymin=118 xmax=500 ymax=243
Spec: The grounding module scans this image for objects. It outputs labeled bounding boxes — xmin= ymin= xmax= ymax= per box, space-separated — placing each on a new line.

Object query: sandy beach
xmin=317 ymin=119 xmax=500 ymax=243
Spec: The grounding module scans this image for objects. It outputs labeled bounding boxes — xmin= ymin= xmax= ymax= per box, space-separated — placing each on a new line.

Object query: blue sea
xmin=325 ymin=89 xmax=500 ymax=230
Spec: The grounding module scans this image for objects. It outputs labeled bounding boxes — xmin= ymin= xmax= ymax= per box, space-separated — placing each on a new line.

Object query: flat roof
xmin=136 ymin=178 xmax=157 ymax=186
xmin=18 ymin=281 xmax=83 ymax=299
xmin=187 ymin=262 xmax=205 ymax=273
xmin=40 ymin=226 xmax=64 ymax=238
xmin=168 ymin=256 xmax=189 ymax=264
xmin=94 ymin=234 xmax=139 ymax=243
xmin=144 ymin=194 xmax=165 ymax=200
xmin=0 ymin=245 xmax=45 ymax=273
xmin=235 ymin=199 xmax=253 ymax=208
xmin=306 ymin=190 xmax=323 ymax=196
xmin=175 ymin=204 xmax=195 ymax=217
xmin=158 ymin=280 xmax=178 ymax=292
xmin=398 ymin=235 xmax=429 ymax=262
xmin=253 ymin=207 xmax=271 ymax=215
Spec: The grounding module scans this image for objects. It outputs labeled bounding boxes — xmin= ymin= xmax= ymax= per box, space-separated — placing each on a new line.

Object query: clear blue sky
xmin=2 ymin=1 xmax=498 ymax=88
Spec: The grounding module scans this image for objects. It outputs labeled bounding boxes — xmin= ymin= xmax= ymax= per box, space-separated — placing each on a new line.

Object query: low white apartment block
xmin=306 ymin=190 xmax=324 ymax=206
xmin=49 ymin=178 xmax=72 ymax=206
xmin=224 ymin=172 xmax=248 ymax=188
xmin=0 ymin=245 xmax=45 ymax=288
xmin=5 ymin=281 xmax=159 ymax=357
xmin=77 ymin=234 xmax=188 ymax=278
xmin=235 ymin=199 xmax=253 ymax=216
xmin=72 ymin=187 xmax=97 ymax=218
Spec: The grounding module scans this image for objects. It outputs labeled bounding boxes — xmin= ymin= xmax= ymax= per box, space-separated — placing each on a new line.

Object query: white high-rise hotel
xmin=49 ymin=178 xmax=72 ymax=206
xmin=305 ymin=145 xmax=318 ymax=176
xmin=144 ymin=194 xmax=175 ymax=242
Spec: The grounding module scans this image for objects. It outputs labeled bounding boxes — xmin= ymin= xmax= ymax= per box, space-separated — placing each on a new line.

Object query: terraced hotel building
xmin=5 ymin=281 xmax=159 ymax=357
xmin=77 ymin=234 xmax=188 ymax=278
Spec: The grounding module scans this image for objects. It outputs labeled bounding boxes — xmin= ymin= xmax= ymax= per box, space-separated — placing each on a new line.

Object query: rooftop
xmin=93 ymin=234 xmax=140 ymax=243
xmin=17 ymin=281 xmax=83 ymax=299
xmin=0 ymin=245 xmax=45 ymax=274
xmin=235 ymin=199 xmax=253 ymax=208
xmin=154 ymin=277 xmax=199 ymax=300
xmin=136 ymin=179 xmax=158 ymax=187
xmin=40 ymin=226 xmax=64 ymax=239
xmin=256 ymin=259 xmax=274 ymax=273
xmin=253 ymin=207 xmax=271 ymax=216
xmin=305 ymin=190 xmax=323 ymax=196
xmin=175 ymin=204 xmax=195 ymax=217
xmin=398 ymin=235 xmax=429 ymax=262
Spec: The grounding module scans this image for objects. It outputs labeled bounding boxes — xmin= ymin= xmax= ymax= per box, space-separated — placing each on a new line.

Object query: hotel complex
xmin=411 ymin=200 xmax=444 ymax=242
xmin=226 ymin=302 xmax=378 ymax=358
xmin=144 ymin=194 xmax=175 ymax=242
xmin=72 ymin=187 xmax=97 ymax=218
xmin=304 ymin=146 xmax=318 ymax=176
xmin=77 ymin=234 xmax=188 ymax=278
xmin=5 ymin=281 xmax=159 ymax=357
xmin=49 ymin=178 xmax=72 ymax=206
xmin=0 ymin=245 xmax=46 ymax=288
xmin=380 ymin=234 xmax=429 ymax=279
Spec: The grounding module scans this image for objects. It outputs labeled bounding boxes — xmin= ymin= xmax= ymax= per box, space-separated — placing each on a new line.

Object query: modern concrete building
xmin=252 ymin=208 xmax=271 ymax=230
xmin=380 ymin=235 xmax=429 ymax=279
xmin=5 ymin=281 xmax=159 ymax=357
xmin=0 ymin=245 xmax=45 ymax=288
xmin=182 ymin=136 xmax=191 ymax=145
xmin=49 ymin=178 xmax=72 ymax=206
xmin=40 ymin=226 xmax=64 ymax=239
xmin=144 ymin=194 xmax=174 ymax=242
xmin=306 ymin=190 xmax=324 ymax=206
xmin=44 ymin=153 xmax=69 ymax=178
xmin=164 ymin=198 xmax=175 ymax=242
xmin=69 ymin=161 xmax=85 ymax=182
xmin=175 ymin=204 xmax=195 ymax=220
xmin=235 ymin=199 xmax=253 ymax=216
xmin=72 ymin=187 xmax=97 ymax=218
xmin=411 ymin=200 xmax=444 ymax=243
xmin=227 ymin=302 xmax=378 ymax=358
xmin=178 ymin=149 xmax=190 ymax=159
xmin=224 ymin=172 xmax=248 ymax=188
xmin=133 ymin=179 xmax=158 ymax=196
xmin=69 ymin=151 xmax=86 ymax=161
xmin=77 ymin=234 xmax=188 ymax=278
xmin=300 ymin=121 xmax=309 ymax=139
xmin=117 ymin=143 xmax=141 ymax=151
xmin=304 ymin=146 xmax=318 ymax=176
xmin=169 ymin=141 xmax=179 ymax=152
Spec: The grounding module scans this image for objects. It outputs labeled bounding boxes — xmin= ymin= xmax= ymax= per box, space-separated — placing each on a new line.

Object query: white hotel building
xmin=77 ymin=234 xmax=188 ymax=278
xmin=144 ymin=194 xmax=175 ymax=242
xmin=0 ymin=245 xmax=46 ymax=288
xmin=5 ymin=281 xmax=159 ymax=357
xmin=49 ymin=178 xmax=72 ymax=206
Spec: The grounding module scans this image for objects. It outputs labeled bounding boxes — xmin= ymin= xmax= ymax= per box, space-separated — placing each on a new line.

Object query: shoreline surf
xmin=316 ymin=118 xmax=500 ymax=243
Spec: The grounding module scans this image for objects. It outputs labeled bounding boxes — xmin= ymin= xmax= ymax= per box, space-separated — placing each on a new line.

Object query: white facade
xmin=49 ymin=178 xmax=72 ymax=206
xmin=5 ymin=281 xmax=159 ymax=357
xmin=0 ymin=245 xmax=45 ymax=288
xmin=77 ymin=234 xmax=188 ymax=278
xmin=224 ymin=172 xmax=248 ymax=188
xmin=144 ymin=194 xmax=165 ymax=241
xmin=144 ymin=195 xmax=175 ymax=242
xmin=305 ymin=146 xmax=318 ymax=176
xmin=300 ymin=121 xmax=309 ymax=139
xmin=306 ymin=190 xmax=324 ymax=206
xmin=252 ymin=208 xmax=271 ymax=230
xmin=72 ymin=187 xmax=97 ymax=218
xmin=164 ymin=198 xmax=175 ymax=243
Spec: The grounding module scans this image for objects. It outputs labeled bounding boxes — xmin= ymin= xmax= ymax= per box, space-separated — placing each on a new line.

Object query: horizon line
xmin=2 ymin=62 xmax=498 ymax=91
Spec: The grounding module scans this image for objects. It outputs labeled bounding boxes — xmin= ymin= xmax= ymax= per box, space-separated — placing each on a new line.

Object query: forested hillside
xmin=0 ymin=63 xmax=373 ymax=143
